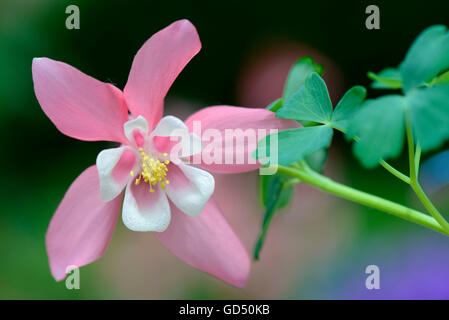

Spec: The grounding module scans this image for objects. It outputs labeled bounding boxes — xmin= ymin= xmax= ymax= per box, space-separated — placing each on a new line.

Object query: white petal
xmin=96 ymin=146 xmax=136 ymax=202
xmin=122 ymin=182 xmax=171 ymax=232
xmin=165 ymin=162 xmax=215 ymax=216
xmin=150 ymin=115 xmax=187 ymax=137
xmin=124 ymin=115 xmax=149 ymax=146
xmin=180 ymin=133 xmax=203 ymax=158
xmin=151 ymin=116 xmax=203 ymax=160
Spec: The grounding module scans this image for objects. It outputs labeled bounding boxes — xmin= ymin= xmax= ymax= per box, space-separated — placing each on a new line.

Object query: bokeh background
xmin=1 ymin=0 xmax=449 ymax=299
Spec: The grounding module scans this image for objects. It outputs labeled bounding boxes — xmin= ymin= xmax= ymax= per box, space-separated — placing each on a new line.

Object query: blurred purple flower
xmin=420 ymin=150 xmax=449 ymax=193
xmin=339 ymin=234 xmax=449 ymax=299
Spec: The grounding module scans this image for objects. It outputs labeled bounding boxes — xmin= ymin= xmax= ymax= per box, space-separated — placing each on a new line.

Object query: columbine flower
xmin=32 ymin=19 xmax=296 ymax=287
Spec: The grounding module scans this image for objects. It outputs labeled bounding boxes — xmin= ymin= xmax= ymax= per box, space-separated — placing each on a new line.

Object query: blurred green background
xmin=1 ymin=0 xmax=449 ymax=299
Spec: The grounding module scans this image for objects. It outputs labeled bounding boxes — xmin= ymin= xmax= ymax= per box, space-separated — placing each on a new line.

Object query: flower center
xmin=130 ymin=148 xmax=170 ymax=193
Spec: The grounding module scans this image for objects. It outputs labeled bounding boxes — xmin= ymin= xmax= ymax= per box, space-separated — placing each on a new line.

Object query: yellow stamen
xmin=130 ymin=148 xmax=171 ymax=192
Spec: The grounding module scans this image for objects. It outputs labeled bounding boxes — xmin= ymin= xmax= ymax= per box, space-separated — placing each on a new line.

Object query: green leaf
xmin=348 ymin=95 xmax=407 ymax=168
xmin=282 ymin=57 xmax=323 ymax=102
xmin=255 ymin=125 xmax=333 ymax=165
xmin=254 ymin=174 xmax=288 ymax=260
xmin=277 ymin=72 xmax=333 ymax=124
xmin=266 ymin=98 xmax=283 ymax=112
xmin=348 ymin=25 xmax=449 ymax=168
xmin=260 ymin=173 xmax=293 ymax=210
xmin=331 ymin=86 xmax=367 ymax=131
xmin=275 ymin=180 xmax=293 ymax=209
xmin=368 ymin=68 xmax=402 ymax=89
xmin=400 ymin=25 xmax=449 ymax=92
xmin=407 ymin=83 xmax=449 ymax=152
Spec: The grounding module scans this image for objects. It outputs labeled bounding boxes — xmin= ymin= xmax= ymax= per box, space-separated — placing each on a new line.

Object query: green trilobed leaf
xmin=367 ymin=68 xmax=402 ymax=90
xmin=282 ymin=57 xmax=323 ymax=102
xmin=348 ymin=95 xmax=407 ymax=168
xmin=400 ymin=25 xmax=449 ymax=92
xmin=255 ymin=125 xmax=333 ymax=166
xmin=266 ymin=98 xmax=283 ymax=112
xmin=277 ymin=72 xmax=333 ymax=124
xmin=407 ymin=83 xmax=449 ymax=152
xmin=331 ymin=85 xmax=367 ymax=132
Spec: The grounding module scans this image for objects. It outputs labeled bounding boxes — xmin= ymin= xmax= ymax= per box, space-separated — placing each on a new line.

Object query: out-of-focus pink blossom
xmin=236 ymin=41 xmax=344 ymax=107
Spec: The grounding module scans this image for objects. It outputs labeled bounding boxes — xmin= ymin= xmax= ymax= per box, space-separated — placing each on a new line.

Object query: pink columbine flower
xmin=32 ymin=20 xmax=297 ymax=287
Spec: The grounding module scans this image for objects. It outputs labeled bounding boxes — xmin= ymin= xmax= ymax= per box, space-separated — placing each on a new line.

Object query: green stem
xmin=380 ymin=160 xmax=411 ymax=184
xmin=334 ymin=126 xmax=410 ymax=184
xmin=283 ymin=178 xmax=301 ymax=188
xmin=411 ymin=183 xmax=449 ymax=233
xmin=405 ymin=115 xmax=449 ymax=233
xmin=276 ymin=165 xmax=447 ymax=235
xmin=406 ymin=117 xmax=418 ymax=183
xmin=415 ymin=143 xmax=421 ymax=177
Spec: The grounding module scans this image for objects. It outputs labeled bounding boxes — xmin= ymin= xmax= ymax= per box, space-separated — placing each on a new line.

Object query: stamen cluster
xmin=131 ymin=148 xmax=170 ymax=192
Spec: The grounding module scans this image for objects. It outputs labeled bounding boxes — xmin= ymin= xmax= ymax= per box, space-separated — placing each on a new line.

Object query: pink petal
xmin=156 ymin=198 xmax=250 ymax=287
xmin=185 ymin=106 xmax=300 ymax=173
xmin=46 ymin=166 xmax=122 ymax=281
xmin=124 ymin=20 xmax=201 ymax=129
xmin=32 ymin=58 xmax=129 ymax=143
